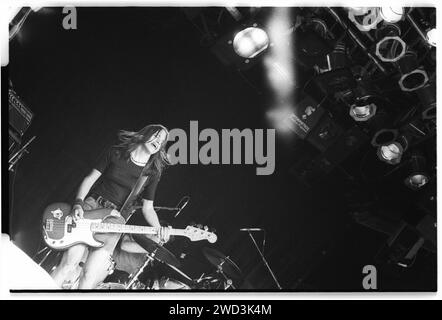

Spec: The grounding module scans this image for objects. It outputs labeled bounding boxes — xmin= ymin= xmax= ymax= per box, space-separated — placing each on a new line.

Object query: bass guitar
xmin=42 ymin=203 xmax=217 ymax=250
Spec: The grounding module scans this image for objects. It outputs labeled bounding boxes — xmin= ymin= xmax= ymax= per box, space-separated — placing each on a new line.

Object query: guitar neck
xmin=91 ymin=222 xmax=186 ymax=237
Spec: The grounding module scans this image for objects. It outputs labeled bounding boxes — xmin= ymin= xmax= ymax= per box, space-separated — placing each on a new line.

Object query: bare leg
xmin=74 ymin=201 xmax=124 ymax=289
xmin=78 ymin=247 xmax=114 ymax=289
xmin=51 ymin=244 xmax=88 ymax=288
xmin=78 ymin=226 xmax=122 ymax=289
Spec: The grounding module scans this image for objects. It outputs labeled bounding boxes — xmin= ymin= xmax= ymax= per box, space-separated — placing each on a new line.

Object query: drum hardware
xmin=158 ymin=277 xmax=191 ymax=290
xmin=214 ymin=258 xmax=236 ymax=289
xmin=203 ymin=247 xmax=242 ymax=279
xmin=166 ymin=263 xmax=193 ymax=282
xmin=218 ymin=270 xmax=235 ymax=290
xmin=132 ymin=234 xmax=181 ymax=267
xmin=126 ymin=234 xmax=185 ymax=290
xmin=125 ymin=249 xmax=157 ymax=289
xmin=202 ymin=247 xmax=242 ymax=290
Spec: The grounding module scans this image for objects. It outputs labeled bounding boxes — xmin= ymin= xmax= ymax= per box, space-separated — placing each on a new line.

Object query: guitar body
xmin=42 ymin=202 xmax=117 ymax=250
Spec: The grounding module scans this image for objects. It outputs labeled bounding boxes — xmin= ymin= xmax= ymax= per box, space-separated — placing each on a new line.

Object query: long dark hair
xmin=116 ymin=124 xmax=170 ymax=178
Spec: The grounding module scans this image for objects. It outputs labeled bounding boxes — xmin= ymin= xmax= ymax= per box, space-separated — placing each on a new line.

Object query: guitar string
xmin=44 ymin=221 xmax=211 ymax=235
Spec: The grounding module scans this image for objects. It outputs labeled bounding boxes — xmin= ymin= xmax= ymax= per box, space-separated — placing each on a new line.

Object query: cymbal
xmin=132 ymin=234 xmax=180 ymax=268
xmin=202 ymin=247 xmax=242 ymax=279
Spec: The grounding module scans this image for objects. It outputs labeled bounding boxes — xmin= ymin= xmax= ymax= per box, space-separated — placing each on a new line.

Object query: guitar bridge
xmin=45 ymin=219 xmax=54 ymax=232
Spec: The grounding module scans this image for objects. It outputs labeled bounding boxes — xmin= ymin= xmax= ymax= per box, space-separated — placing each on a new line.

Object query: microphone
xmin=240 ymin=228 xmax=263 ymax=232
xmin=174 ymin=196 xmax=190 ymax=217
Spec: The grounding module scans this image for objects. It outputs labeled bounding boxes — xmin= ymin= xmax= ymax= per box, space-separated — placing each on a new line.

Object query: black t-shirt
xmin=89 ymin=147 xmax=159 ymax=207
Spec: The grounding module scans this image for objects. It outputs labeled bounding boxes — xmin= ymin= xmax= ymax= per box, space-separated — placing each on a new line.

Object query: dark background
xmin=8 ymin=7 xmax=436 ymax=291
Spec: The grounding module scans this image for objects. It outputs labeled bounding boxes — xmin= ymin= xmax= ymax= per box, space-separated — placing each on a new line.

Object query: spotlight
xmin=377 ymin=142 xmax=404 ymax=165
xmin=348 ymin=7 xmax=382 ymax=31
xmin=349 ymin=95 xmax=377 ymax=122
xmin=399 ymin=69 xmax=429 ymax=92
xmin=232 ymin=27 xmax=270 ymax=59
xmin=350 ymin=104 xmax=377 ymax=122
xmin=375 ymin=24 xmax=406 ymax=63
xmin=404 ymin=152 xmax=430 ymax=190
xmin=376 ymin=131 xmax=412 ymax=165
xmin=380 ymin=7 xmax=404 ymax=23
xmin=406 ymin=174 xmax=429 ymax=189
xmin=426 ymin=28 xmax=436 ymax=47
xmin=397 ymin=51 xmax=429 ymax=92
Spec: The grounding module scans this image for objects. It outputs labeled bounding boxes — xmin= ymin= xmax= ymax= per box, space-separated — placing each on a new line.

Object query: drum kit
xmin=97 ymin=235 xmax=243 ymax=290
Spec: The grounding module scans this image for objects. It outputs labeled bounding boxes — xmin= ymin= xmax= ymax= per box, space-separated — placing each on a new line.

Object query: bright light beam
xmin=264 ymin=8 xmax=296 ymax=134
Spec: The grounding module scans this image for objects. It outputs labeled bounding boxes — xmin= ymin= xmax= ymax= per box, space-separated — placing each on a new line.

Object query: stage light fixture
xmin=232 ymin=27 xmax=270 ymax=59
xmin=404 ymin=152 xmax=430 ymax=190
xmin=349 ymin=99 xmax=377 ymax=122
xmin=426 ymin=28 xmax=436 ymax=47
xmin=348 ymin=7 xmax=382 ymax=32
xmin=380 ymin=7 xmax=404 ymax=23
xmin=375 ymin=24 xmax=406 ymax=63
xmin=349 ymin=105 xmax=376 ymax=122
xmin=376 ymin=130 xmax=413 ymax=165
xmin=377 ymin=142 xmax=404 ymax=165
xmin=405 ymin=174 xmax=429 ymax=189
xmin=397 ymin=51 xmax=429 ymax=92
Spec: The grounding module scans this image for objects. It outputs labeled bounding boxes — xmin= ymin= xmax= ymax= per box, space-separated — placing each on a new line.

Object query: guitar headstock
xmin=184 ymin=225 xmax=217 ymax=243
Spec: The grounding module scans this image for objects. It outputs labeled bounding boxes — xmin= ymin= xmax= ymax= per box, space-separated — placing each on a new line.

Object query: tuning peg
xmin=204 ymin=225 xmax=209 ymax=231
xmin=197 ymin=224 xmax=203 ymax=229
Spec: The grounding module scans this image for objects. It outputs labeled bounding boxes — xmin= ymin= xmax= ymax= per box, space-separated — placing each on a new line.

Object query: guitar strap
xmin=119 ymin=164 xmax=149 ymax=221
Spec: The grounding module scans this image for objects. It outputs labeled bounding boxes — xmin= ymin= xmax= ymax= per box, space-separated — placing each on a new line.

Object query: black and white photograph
xmin=2 ymin=3 xmax=438 ymax=294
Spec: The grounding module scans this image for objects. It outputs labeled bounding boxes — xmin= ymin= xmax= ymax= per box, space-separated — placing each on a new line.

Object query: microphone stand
xmin=153 ymin=206 xmax=180 ymax=211
xmin=246 ymin=230 xmax=282 ymax=290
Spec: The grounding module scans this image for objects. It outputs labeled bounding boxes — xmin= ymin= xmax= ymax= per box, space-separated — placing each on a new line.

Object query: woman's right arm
xmin=72 ymin=169 xmax=102 ymax=219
